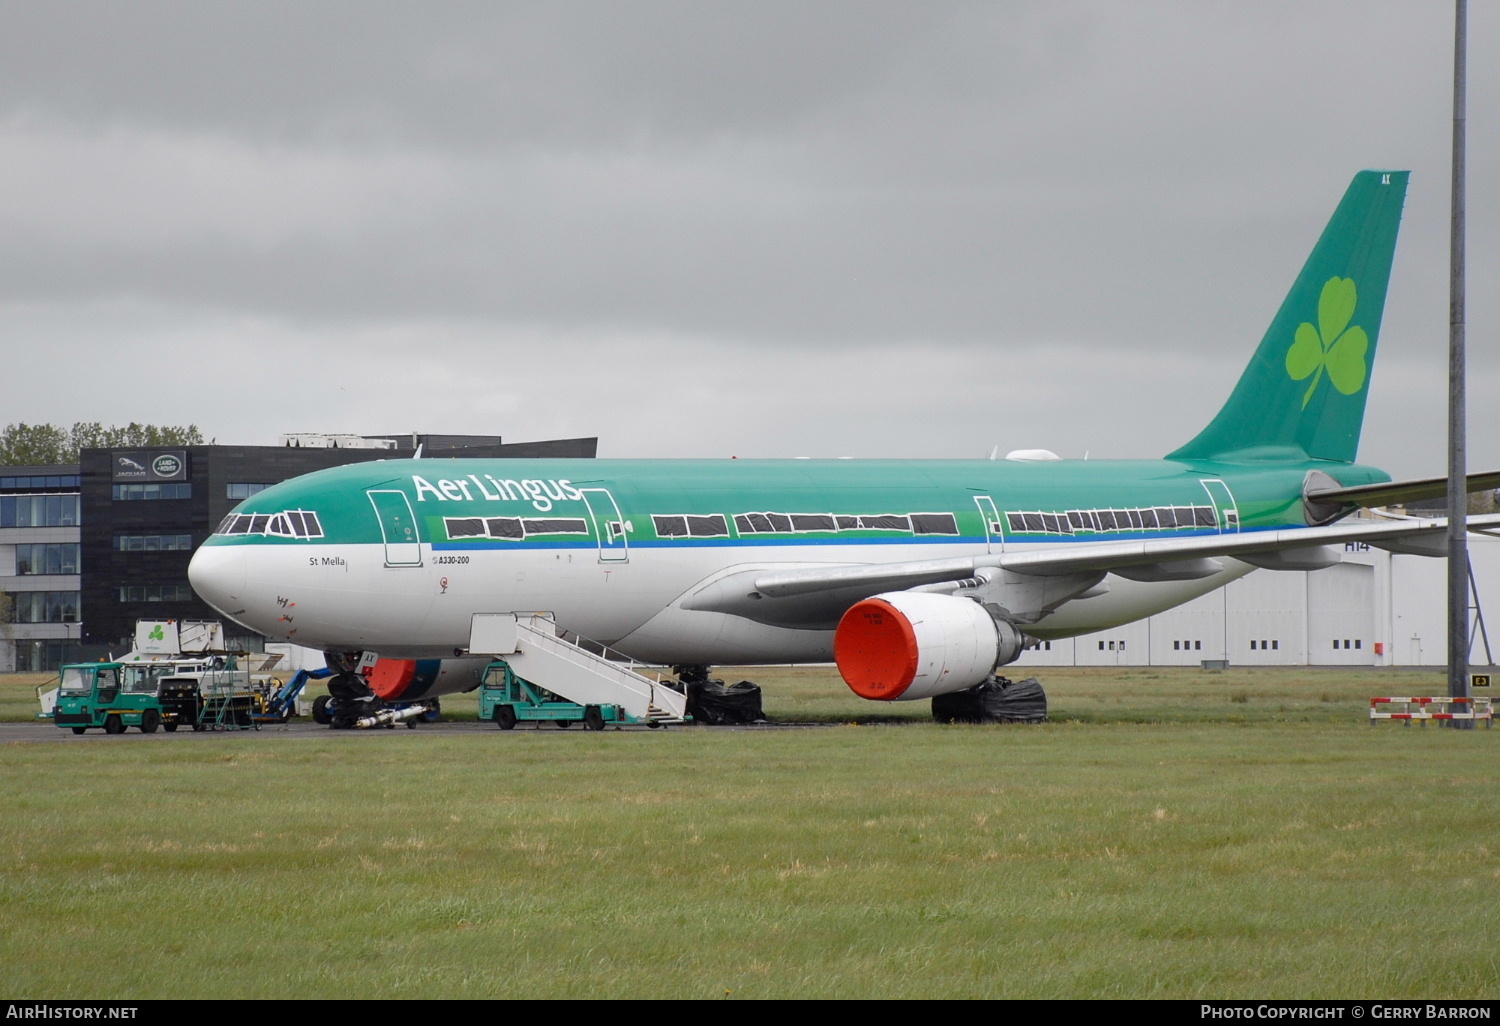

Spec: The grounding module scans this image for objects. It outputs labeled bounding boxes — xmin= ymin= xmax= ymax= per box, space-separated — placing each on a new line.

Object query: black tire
xmin=139 ymin=709 xmax=161 ymax=734
xmin=421 ymin=700 xmax=441 ymax=723
xmin=104 ymin=715 xmax=126 ymax=735
xmin=311 ymin=694 xmax=333 ymax=725
xmin=163 ymin=722 xmax=179 ymax=733
xmin=71 ymin=726 xmax=87 ymax=735
xmin=584 ymin=706 xmax=605 ymax=731
xmin=646 ymin=719 xmax=661 ymax=729
xmin=556 ymin=717 xmax=571 ymax=729
xmin=494 ymin=705 xmax=517 ymax=730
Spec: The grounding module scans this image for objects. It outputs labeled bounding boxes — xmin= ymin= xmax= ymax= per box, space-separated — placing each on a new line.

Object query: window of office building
xmin=9 ymin=591 xmax=80 ymax=623
xmin=15 ymin=543 xmax=80 ymax=575
xmin=0 ymin=494 xmax=80 ymax=526
xmin=0 ymin=476 xmax=80 ymax=491
xmin=115 ymin=585 xmax=194 ymax=603
xmin=112 ymin=483 xmax=192 ymax=500
xmin=13 ymin=640 xmax=82 ymax=672
xmin=113 ymin=534 xmax=194 ymax=552
xmin=227 ymin=483 xmax=275 ymax=500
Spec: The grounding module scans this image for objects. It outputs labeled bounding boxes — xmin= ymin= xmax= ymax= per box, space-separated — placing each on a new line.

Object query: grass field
xmin=1 ymin=665 xmax=1496 ymax=999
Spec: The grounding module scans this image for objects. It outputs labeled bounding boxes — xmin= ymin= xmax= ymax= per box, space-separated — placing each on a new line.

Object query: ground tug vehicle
xmin=43 ymin=619 xmax=264 ymax=733
xmin=478 ymin=659 xmax=637 ymax=730
xmin=50 ymin=657 xmax=258 ymax=733
xmin=52 ymin=661 xmax=184 ymax=734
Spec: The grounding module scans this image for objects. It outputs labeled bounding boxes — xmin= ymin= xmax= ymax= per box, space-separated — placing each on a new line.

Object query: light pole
xmin=1446 ymin=0 xmax=1469 ymax=722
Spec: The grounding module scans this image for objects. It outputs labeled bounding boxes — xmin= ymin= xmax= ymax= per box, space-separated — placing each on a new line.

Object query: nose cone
xmin=188 ymin=544 xmax=249 ymax=619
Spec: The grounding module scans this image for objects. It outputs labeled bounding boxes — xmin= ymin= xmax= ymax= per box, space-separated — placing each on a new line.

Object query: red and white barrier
xmin=1369 ymin=696 xmax=1493 ymax=727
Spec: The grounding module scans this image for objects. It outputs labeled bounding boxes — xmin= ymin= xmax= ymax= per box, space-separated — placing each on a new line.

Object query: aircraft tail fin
xmin=1167 ymin=170 xmax=1408 ymax=464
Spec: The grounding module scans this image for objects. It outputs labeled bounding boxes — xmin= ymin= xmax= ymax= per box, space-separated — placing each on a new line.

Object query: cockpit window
xmin=214 ymin=510 xmax=324 ymax=539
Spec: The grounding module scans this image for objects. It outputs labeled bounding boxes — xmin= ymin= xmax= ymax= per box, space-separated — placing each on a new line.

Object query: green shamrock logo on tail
xmin=1285 ymin=277 xmax=1369 ymax=408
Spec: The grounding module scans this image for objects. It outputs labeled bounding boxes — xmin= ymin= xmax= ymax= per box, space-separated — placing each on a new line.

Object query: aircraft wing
xmin=1305 ymin=470 xmax=1500 ymax=510
xmin=682 ymin=513 xmax=1500 ymax=629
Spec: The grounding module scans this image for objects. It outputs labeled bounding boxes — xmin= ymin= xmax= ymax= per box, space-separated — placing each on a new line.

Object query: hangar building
xmin=1018 ymin=528 xmax=1500 ymax=669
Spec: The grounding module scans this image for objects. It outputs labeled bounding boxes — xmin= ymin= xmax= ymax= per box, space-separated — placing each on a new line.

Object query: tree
xmin=0 ymin=423 xmax=69 ymax=465
xmin=0 ymin=422 xmax=204 ymax=465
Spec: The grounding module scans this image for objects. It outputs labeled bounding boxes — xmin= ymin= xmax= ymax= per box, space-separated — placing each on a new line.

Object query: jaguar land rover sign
xmin=113 ymin=450 xmax=188 ymax=482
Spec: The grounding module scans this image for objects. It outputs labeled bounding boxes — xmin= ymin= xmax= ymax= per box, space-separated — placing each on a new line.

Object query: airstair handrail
xmin=549 ymin=624 xmax=677 ymax=685
xmin=508 ymin=614 xmax=688 ymax=721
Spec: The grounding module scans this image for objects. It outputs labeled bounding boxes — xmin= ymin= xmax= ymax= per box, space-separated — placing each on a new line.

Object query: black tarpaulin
xmin=931 ymin=676 xmax=1048 ymax=724
xmin=685 ymin=679 xmax=767 ymax=725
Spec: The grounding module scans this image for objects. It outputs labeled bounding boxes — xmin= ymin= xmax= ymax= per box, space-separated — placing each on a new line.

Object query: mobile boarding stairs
xmin=468 ymin=613 xmax=690 ymax=726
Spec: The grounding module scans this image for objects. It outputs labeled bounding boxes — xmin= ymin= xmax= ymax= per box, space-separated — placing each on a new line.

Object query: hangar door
xmin=1308 ymin=563 xmax=1373 ymax=665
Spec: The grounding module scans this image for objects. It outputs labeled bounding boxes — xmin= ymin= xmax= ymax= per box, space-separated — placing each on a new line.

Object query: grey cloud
xmin=0 ymin=1 xmax=1494 ymax=477
xmin=0 ymin=1 xmax=970 ymax=149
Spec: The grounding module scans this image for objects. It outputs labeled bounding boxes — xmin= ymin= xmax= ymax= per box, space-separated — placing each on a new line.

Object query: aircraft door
xmin=95 ymin=667 xmax=119 ymax=704
xmin=1199 ymin=479 xmax=1240 ymax=534
xmin=367 ymin=490 xmax=423 ymax=566
xmin=973 ymin=495 xmax=1004 ymax=554
xmin=580 ymin=488 xmax=629 ymax=563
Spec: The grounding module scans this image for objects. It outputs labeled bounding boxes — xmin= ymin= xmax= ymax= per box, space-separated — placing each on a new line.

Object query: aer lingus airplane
xmin=189 ymin=169 xmax=1499 ymax=706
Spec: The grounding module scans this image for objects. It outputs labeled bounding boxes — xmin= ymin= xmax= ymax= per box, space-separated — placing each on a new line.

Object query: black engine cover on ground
xmin=931 ymin=676 xmax=1048 ymax=724
xmin=685 ymin=679 xmax=767 ymax=725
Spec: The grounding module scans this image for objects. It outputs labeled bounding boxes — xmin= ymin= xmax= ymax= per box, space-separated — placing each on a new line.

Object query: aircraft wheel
xmin=139 ymin=710 xmax=161 ymax=734
xmin=71 ymin=726 xmax=87 ymax=735
xmin=104 ymin=715 xmax=125 ymax=735
xmin=493 ymin=706 xmax=517 ymax=731
xmin=311 ymin=695 xmax=333 ymax=725
xmin=421 ymin=700 xmax=441 ymax=723
xmin=583 ymin=706 xmax=605 ymax=732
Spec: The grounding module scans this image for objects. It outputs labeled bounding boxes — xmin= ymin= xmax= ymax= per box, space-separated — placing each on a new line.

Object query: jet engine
xmin=834 ymin=591 xmax=1026 ymax=701
xmin=365 ymin=657 xmax=490 ymax=701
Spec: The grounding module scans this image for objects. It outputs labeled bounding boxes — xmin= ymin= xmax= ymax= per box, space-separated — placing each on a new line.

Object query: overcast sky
xmin=0 ymin=1 xmax=1494 ymax=477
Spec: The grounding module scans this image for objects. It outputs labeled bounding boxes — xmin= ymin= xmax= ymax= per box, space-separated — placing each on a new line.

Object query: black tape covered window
xmin=686 ymin=515 xmax=729 ymax=537
xmin=486 ymin=518 xmax=525 ymax=539
xmin=445 ymin=518 xmax=486 ymax=539
xmin=521 ymin=518 xmax=588 ymax=535
xmin=910 ymin=512 xmax=959 ymax=536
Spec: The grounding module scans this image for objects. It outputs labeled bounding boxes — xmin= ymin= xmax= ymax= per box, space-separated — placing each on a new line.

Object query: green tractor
xmin=51 ymin=661 xmax=196 ymax=735
xmin=479 ymin=660 xmax=637 ymax=731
